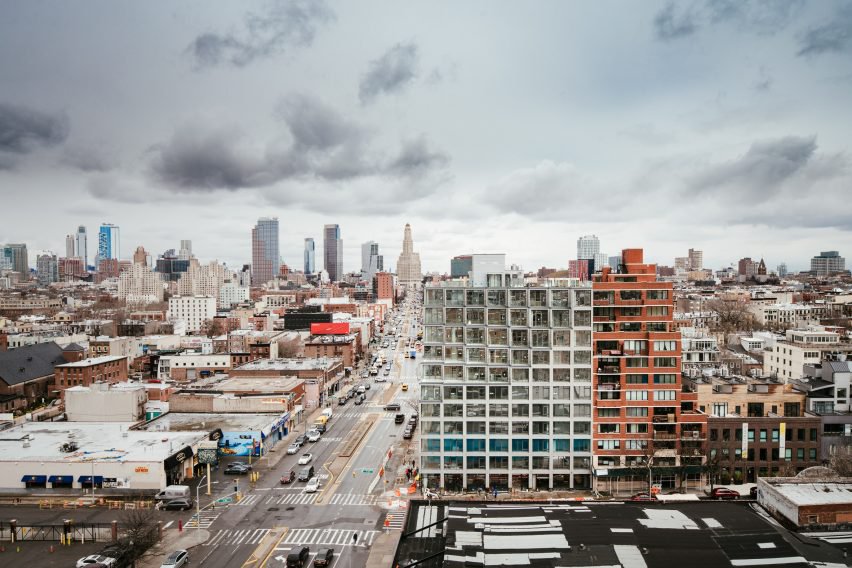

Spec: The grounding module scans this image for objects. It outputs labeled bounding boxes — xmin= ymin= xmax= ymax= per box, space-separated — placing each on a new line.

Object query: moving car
xmin=280 ymin=470 xmax=296 ymax=484
xmin=286 ymin=546 xmax=310 ymax=568
xmin=305 ymin=476 xmax=321 ymax=493
xmin=403 ymin=427 xmax=413 ymax=439
xmin=298 ymin=466 xmax=315 ymax=481
xmin=298 ymin=453 xmax=313 ymax=465
xmin=307 ymin=430 xmax=321 ymax=442
xmin=224 ymin=463 xmax=250 ymax=475
xmin=314 ymin=548 xmax=335 ymax=567
xmin=629 ymin=492 xmax=656 ymax=501
xmin=77 ymin=555 xmax=117 ymax=567
xmin=385 ymin=402 xmax=401 ymax=411
xmin=395 ymin=413 xmax=406 ymax=424
xmin=401 ymin=384 xmax=409 ymax=391
xmin=286 ymin=443 xmax=301 ymax=455
xmin=161 ymin=498 xmax=193 ymax=511
xmin=710 ymin=487 xmax=740 ymax=500
xmin=364 ymin=383 xmax=371 ymax=390
xmin=160 ymin=549 xmax=189 ymax=568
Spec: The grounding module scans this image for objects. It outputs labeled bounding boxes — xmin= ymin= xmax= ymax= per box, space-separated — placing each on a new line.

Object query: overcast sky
xmin=2 ymin=0 xmax=851 ymax=274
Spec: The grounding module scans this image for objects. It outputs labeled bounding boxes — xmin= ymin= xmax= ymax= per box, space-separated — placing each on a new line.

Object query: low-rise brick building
xmin=54 ymin=355 xmax=129 ymax=393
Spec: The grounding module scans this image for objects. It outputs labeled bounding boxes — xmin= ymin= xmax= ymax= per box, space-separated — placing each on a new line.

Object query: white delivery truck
xmin=322 ymin=408 xmax=333 ymax=421
xmin=154 ymin=485 xmax=191 ymax=501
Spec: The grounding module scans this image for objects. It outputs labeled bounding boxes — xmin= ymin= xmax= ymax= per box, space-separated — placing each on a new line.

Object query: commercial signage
xmin=208 ymin=429 xmax=223 ymax=442
xmin=135 ymin=466 xmax=149 ymax=473
xmin=742 ymin=422 xmax=748 ymax=455
xmin=164 ymin=446 xmax=194 ymax=469
xmin=218 ymin=431 xmax=262 ymax=457
xmin=310 ymin=322 xmax=350 ymax=335
xmin=779 ymin=422 xmax=786 ymax=457
xmin=197 ymin=448 xmax=218 ymax=465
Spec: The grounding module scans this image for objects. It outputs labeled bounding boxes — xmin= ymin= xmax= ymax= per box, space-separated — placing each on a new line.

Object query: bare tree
xmin=828 ymin=437 xmax=852 ymax=476
xmin=706 ymin=297 xmax=757 ymax=343
xmin=117 ymin=506 xmax=160 ymax=565
xmin=200 ymin=318 xmax=224 ymax=338
xmin=277 ymin=337 xmax=302 ymax=358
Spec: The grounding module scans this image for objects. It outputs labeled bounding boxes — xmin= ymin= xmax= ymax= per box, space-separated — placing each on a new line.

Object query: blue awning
xmin=22 ymin=475 xmax=47 ymax=483
xmin=78 ymin=475 xmax=104 ymax=484
xmin=48 ymin=475 xmax=74 ymax=484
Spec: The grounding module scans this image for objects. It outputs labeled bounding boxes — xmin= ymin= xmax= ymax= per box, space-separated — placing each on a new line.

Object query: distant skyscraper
xmin=361 ymin=241 xmax=383 ymax=282
xmin=304 ymin=238 xmax=316 ymax=274
xmin=133 ymin=246 xmax=149 ymax=265
xmin=811 ymin=251 xmax=846 ymax=276
xmin=777 ymin=263 xmax=788 ymax=278
xmin=178 ymin=240 xmax=193 ymax=261
xmin=688 ymin=248 xmax=703 ymax=271
xmin=75 ymin=225 xmax=88 ymax=267
xmin=323 ymin=224 xmax=343 ymax=282
xmin=36 ymin=253 xmax=58 ymax=286
xmin=98 ymin=223 xmax=120 ymax=261
xmin=577 ymin=235 xmax=600 ymax=261
xmin=251 ymin=217 xmax=280 ymax=285
xmin=593 ymin=252 xmax=608 ymax=274
xmin=608 ymin=255 xmax=622 ymax=271
xmin=2 ymin=243 xmax=29 ymax=274
xmin=450 ymin=255 xmax=473 ymax=278
xmin=396 ymin=224 xmax=422 ymax=288
xmin=65 ymin=234 xmax=75 ymax=258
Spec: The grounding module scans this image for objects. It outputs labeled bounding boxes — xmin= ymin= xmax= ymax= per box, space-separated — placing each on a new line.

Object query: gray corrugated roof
xmin=62 ymin=343 xmax=85 ymax=351
xmin=0 ymin=342 xmax=65 ymax=386
xmin=827 ymin=360 xmax=852 ymax=373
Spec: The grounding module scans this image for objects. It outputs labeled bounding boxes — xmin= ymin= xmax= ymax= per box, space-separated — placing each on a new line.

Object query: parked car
xmin=286 ymin=546 xmax=310 ymax=568
xmin=305 ymin=477 xmax=321 ymax=493
xmin=313 ymin=548 xmax=335 ymax=567
xmin=711 ymin=488 xmax=740 ymax=500
xmin=160 ymin=549 xmax=189 ymax=568
xmin=224 ymin=463 xmax=250 ymax=475
xmin=286 ymin=443 xmax=301 ymax=455
xmin=307 ymin=430 xmax=321 ymax=443
xmin=161 ymin=498 xmax=193 ymax=511
xmin=403 ymin=428 xmax=413 ymax=439
xmin=295 ymin=434 xmax=307 ymax=445
xmin=298 ymin=453 xmax=313 ymax=465
xmin=629 ymin=492 xmax=656 ymax=502
xmin=229 ymin=461 xmax=252 ymax=470
xmin=77 ymin=555 xmax=117 ymax=568
xmin=298 ymin=466 xmax=315 ymax=481
xmin=280 ymin=470 xmax=296 ymax=484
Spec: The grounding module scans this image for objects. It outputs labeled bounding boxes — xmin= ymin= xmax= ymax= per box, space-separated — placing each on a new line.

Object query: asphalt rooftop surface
xmin=396 ymin=500 xmax=851 ymax=568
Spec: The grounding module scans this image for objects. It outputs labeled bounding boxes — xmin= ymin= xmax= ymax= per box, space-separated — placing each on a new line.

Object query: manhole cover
xmin=268 ymin=507 xmax=279 ymax=511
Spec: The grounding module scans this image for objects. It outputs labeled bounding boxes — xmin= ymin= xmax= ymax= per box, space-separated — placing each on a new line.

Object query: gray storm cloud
xmin=653 ymin=0 xmax=802 ymax=41
xmin=797 ymin=4 xmax=852 ymax=57
xmin=0 ymin=102 xmax=69 ymax=162
xmin=359 ymin=43 xmax=420 ymax=105
xmin=187 ymin=0 xmax=334 ymax=69
xmin=149 ymin=94 xmax=448 ymax=191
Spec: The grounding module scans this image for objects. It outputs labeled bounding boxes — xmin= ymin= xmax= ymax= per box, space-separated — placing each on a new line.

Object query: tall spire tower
xmin=396 ymin=223 xmax=422 ymax=290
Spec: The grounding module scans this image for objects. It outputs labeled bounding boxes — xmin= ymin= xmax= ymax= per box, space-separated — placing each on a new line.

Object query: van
xmin=321 ymin=408 xmax=333 ymax=421
xmin=154 ymin=485 xmax=190 ymax=501
xmin=286 ymin=546 xmax=310 ymax=567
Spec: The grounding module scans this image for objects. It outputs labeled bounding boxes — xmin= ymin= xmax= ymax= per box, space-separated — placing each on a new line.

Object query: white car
xmin=307 ymin=430 xmax=321 ymax=442
xmin=77 ymin=555 xmax=117 ymax=568
xmin=305 ymin=477 xmax=321 ymax=493
xmin=286 ymin=443 xmax=300 ymax=454
xmin=298 ymin=453 xmax=313 ymax=465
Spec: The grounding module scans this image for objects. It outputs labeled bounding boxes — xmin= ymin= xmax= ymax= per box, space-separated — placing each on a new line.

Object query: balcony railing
xmin=653 ymin=433 xmax=677 ymax=440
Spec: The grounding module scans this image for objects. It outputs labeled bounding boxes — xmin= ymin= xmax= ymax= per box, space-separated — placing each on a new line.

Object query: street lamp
xmin=196 ymin=475 xmax=206 ymax=542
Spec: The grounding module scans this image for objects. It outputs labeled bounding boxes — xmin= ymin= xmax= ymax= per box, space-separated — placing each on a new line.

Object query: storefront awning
xmin=22 ymin=475 xmax=47 ymax=483
xmin=78 ymin=475 xmax=104 ymax=484
xmin=48 ymin=475 xmax=74 ymax=484
xmin=164 ymin=446 xmax=194 ymax=469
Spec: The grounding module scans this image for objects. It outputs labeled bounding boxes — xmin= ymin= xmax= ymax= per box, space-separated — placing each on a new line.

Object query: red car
xmin=280 ymin=470 xmax=296 ymax=484
xmin=710 ymin=488 xmax=739 ymax=500
xmin=629 ymin=492 xmax=657 ymax=502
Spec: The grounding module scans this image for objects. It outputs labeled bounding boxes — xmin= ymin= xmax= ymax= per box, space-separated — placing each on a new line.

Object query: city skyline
xmin=1 ymin=2 xmax=851 ymax=272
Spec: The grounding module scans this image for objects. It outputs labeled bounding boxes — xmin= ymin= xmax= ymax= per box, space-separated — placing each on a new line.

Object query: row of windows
xmin=425 ymin=385 xmax=584 ymax=400
xmin=421 ymin=455 xmax=581 ymax=470
xmin=425 ymin=327 xmax=590 ymax=346
xmin=424 ymin=308 xmax=591 ymax=327
xmin=424 ymin=347 xmax=591 ymax=365
xmin=422 ymin=438 xmax=592 ymax=453
xmin=709 ymin=427 xmax=818 ymax=442
xmin=421 ymin=403 xmax=592 ymax=418
xmin=421 ymin=420 xmax=589 ymax=435
xmin=422 ymin=366 xmax=593 ymax=382
xmin=710 ymin=447 xmax=818 ymax=461
xmin=424 ymin=288 xmax=592 ymax=308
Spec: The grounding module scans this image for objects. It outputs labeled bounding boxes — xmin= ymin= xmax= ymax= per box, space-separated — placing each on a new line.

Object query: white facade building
xmin=421 ymin=278 xmax=594 ymax=492
xmin=65 ymin=382 xmax=147 ymax=422
xmin=219 ymin=282 xmax=249 ymax=309
xmin=764 ymin=328 xmax=852 ymax=381
xmin=576 ymin=235 xmax=599 ymax=261
xmin=167 ymin=296 xmax=216 ymax=333
xmin=118 ymin=262 xmax=164 ymax=305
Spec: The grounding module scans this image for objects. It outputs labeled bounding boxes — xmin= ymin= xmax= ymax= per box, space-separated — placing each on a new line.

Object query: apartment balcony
xmin=681 ymin=430 xmax=705 ymax=440
xmin=597 ymin=365 xmax=621 ymax=374
xmin=593 ymin=298 xmax=613 ymax=306
xmin=593 ymin=315 xmax=616 ymax=322
xmin=652 ymin=414 xmax=676 ymax=423
xmin=653 ymin=432 xmax=678 ymax=441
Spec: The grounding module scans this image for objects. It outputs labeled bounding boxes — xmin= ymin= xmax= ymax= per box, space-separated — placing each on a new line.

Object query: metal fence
xmin=0 ymin=523 xmax=114 ymax=542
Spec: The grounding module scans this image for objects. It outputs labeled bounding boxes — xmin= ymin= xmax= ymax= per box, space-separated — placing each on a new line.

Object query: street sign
xmin=215 ymin=497 xmax=233 ymax=504
xmin=361 ymin=468 xmax=375 ymax=474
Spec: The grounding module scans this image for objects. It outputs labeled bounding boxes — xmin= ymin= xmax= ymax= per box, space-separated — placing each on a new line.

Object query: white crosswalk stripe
xmin=282 ymin=528 xmax=379 ymax=547
xmin=265 ymin=493 xmax=320 ymax=505
xmin=234 ymin=494 xmax=261 ymax=506
xmin=319 ymin=436 xmax=343 ymax=442
xmin=329 ymin=493 xmax=378 ymax=506
xmin=185 ymin=510 xmax=220 ymax=529
xmin=384 ymin=511 xmax=406 ymax=530
xmin=204 ymin=528 xmax=269 ymax=547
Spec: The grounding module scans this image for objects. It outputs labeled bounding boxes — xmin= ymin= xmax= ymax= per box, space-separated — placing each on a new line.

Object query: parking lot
xmin=0 ymin=539 xmax=103 ymax=568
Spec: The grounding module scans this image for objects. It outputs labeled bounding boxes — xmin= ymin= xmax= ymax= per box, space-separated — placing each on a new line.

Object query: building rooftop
xmin=212 ymin=377 xmax=304 ymax=393
xmin=139 ymin=412 xmax=283 ymax=434
xmin=235 ymin=357 xmax=340 ymax=371
xmin=0 ymin=341 xmax=66 ymax=386
xmin=0 ymin=421 xmax=205 ymax=463
xmin=56 ymin=355 xmax=127 ymax=368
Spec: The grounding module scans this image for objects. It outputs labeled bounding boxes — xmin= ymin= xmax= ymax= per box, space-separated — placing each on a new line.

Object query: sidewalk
xmin=138 ymin=527 xmax=210 ymax=568
xmin=365 ymin=530 xmax=401 ymax=567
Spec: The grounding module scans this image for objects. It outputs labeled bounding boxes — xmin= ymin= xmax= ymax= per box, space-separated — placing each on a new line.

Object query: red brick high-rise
xmin=592 ymin=248 xmax=706 ymax=493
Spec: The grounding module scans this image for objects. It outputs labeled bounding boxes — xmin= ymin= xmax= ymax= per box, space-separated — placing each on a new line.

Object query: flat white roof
xmin=0 ymin=422 xmax=205 ymax=463
xmin=56 ymin=355 xmax=127 ymax=368
xmin=770 ymin=482 xmax=852 ymax=506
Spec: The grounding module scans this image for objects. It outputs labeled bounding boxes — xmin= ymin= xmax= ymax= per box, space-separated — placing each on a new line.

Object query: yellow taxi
xmin=401 ymin=384 xmax=409 ymax=391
